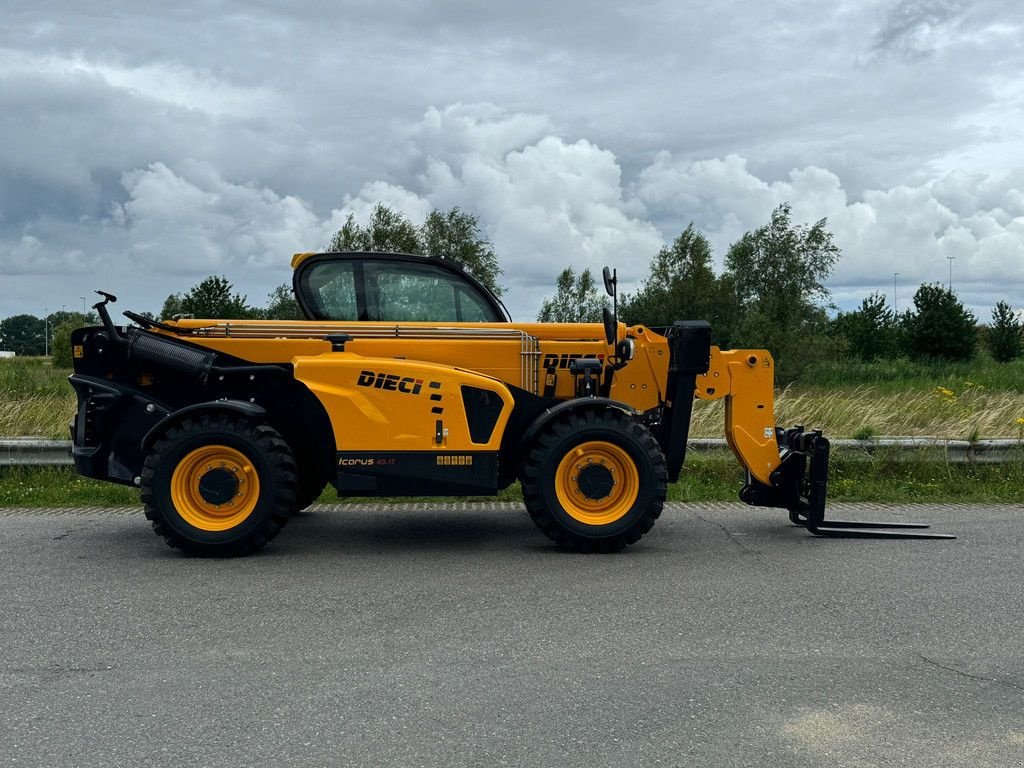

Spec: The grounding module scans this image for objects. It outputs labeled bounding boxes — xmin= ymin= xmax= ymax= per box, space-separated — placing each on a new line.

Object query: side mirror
xmin=602 ymin=306 xmax=616 ymax=346
xmin=602 ymin=266 xmax=616 ymax=297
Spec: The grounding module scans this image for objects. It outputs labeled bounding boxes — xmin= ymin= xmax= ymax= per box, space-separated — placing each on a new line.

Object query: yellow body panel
xmin=292 ymin=352 xmax=514 ymax=452
xmin=290 ymin=252 xmax=317 ymax=269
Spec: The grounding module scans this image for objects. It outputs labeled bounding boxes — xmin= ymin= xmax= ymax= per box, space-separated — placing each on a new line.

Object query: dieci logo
xmin=541 ymin=353 xmax=606 ymax=370
xmin=356 ymin=370 xmax=427 ymax=395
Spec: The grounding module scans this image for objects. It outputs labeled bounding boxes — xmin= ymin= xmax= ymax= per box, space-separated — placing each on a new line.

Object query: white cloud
xmin=398 ymin=106 xmax=666 ymax=311
xmin=330 ymin=182 xmax=433 ymax=231
xmin=0 ymin=233 xmax=98 ymax=276
xmin=0 ymin=48 xmax=274 ymax=117
xmin=634 ymin=151 xmax=1024 ymax=315
xmin=113 ymin=160 xmax=327 ymax=273
xmin=410 ymin=104 xmax=554 ymax=163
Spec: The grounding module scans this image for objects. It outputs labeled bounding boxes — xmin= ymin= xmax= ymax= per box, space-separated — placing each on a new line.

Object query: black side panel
xmin=461 ymin=385 xmax=504 ymax=444
xmin=69 ymin=374 xmax=173 ymax=485
xmin=335 ymin=452 xmax=498 ymax=496
xmin=496 ymin=386 xmax=561 ymax=487
xmin=661 ymin=321 xmax=712 ymax=483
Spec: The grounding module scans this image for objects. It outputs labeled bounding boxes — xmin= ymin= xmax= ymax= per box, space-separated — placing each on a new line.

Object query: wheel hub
xmin=198 ymin=468 xmax=240 ymax=506
xmin=576 ymin=464 xmax=614 ymax=500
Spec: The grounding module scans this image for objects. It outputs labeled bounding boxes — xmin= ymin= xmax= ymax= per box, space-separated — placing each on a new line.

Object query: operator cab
xmin=291 ymin=252 xmax=510 ymax=323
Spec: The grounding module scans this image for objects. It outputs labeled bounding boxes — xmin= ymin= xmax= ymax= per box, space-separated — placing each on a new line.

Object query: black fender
xmin=141 ymin=400 xmax=267 ymax=451
xmin=519 ymin=397 xmax=638 ymax=454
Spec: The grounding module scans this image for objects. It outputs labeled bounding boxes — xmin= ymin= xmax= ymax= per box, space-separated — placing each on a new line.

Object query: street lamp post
xmin=947 ymin=256 xmax=955 ymax=291
xmin=43 ymin=307 xmax=48 ymax=357
xmin=893 ymin=272 xmax=899 ymax=315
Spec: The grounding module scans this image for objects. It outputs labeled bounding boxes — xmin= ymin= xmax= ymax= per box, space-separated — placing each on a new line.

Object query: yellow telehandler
xmin=68 ymin=252 xmax=950 ymax=555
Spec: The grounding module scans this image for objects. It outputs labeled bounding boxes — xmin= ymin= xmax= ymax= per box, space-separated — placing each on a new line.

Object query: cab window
xmin=367 ymin=262 xmax=496 ymax=322
xmin=305 ymin=261 xmax=359 ymax=320
xmin=298 ymin=257 xmax=503 ymax=322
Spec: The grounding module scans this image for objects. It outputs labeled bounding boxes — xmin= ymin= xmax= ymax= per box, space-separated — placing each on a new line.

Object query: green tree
xmin=832 ymin=292 xmax=898 ymax=361
xmin=0 ymin=314 xmax=45 ymax=356
xmin=421 ymin=208 xmax=502 ymax=296
xmin=160 ymin=276 xmax=256 ymax=319
xmin=263 ymin=284 xmax=303 ymax=321
xmin=326 ymin=203 xmax=504 ymax=296
xmin=160 ymin=293 xmax=185 ymax=319
xmin=51 ymin=312 xmax=97 ymax=368
xmin=722 ymin=203 xmax=841 ymax=379
xmin=619 ymin=223 xmax=741 ymax=345
xmin=328 ymin=204 xmax=421 ymax=254
xmin=621 ymin=223 xmax=718 ymax=325
xmin=46 ymin=309 xmax=96 ymax=332
xmin=537 ymin=266 xmax=609 ymax=323
xmin=987 ymin=300 xmax=1022 ymax=362
xmin=903 ymin=284 xmax=977 ymax=361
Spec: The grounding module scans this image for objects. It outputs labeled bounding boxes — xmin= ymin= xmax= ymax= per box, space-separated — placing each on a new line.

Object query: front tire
xmin=140 ymin=415 xmax=298 ymax=557
xmin=520 ymin=409 xmax=667 ymax=552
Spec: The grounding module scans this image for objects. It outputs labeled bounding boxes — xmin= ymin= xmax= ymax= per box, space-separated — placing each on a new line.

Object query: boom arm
xmin=695 ymin=347 xmax=781 ymax=485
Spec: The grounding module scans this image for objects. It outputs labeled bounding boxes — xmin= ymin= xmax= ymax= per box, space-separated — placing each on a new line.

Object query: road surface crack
xmin=917 ymin=653 xmax=1024 ymax=692
xmin=695 ymin=513 xmax=767 ymax=565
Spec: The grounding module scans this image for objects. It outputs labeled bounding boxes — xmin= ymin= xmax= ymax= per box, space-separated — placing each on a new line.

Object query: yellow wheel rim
xmin=555 ymin=440 xmax=640 ymax=526
xmin=170 ymin=445 xmax=260 ymax=531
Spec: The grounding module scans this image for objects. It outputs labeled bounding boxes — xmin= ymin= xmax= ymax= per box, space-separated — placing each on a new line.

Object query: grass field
xmin=0 ymin=357 xmax=73 ymax=438
xmin=802 ymin=354 xmax=1024 ymax=393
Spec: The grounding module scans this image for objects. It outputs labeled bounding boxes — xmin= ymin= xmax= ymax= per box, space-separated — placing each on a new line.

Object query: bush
xmin=50 ymin=314 xmax=96 ymax=368
xmin=987 ymin=300 xmax=1022 ymax=362
xmin=832 ymin=292 xmax=898 ymax=361
xmin=51 ymin=321 xmax=75 ymax=368
xmin=903 ymin=284 xmax=977 ymax=361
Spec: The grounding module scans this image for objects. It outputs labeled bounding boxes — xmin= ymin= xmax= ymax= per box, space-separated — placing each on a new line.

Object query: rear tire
xmin=140 ymin=414 xmax=297 ymax=557
xmin=520 ymin=409 xmax=667 ymax=553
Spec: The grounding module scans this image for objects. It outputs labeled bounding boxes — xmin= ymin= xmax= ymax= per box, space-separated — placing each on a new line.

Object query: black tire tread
xmin=519 ymin=408 xmax=667 ymax=553
xmin=140 ymin=414 xmax=298 ymax=557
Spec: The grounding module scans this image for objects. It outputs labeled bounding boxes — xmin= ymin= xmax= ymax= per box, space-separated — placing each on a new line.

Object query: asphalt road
xmin=1 ymin=501 xmax=1022 ymax=768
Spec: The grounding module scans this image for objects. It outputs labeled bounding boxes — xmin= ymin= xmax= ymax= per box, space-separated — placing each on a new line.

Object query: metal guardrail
xmin=2 ymin=437 xmax=1023 ymax=468
xmin=1 ymin=439 xmax=74 ymax=466
xmin=690 ymin=438 xmax=1024 ymax=463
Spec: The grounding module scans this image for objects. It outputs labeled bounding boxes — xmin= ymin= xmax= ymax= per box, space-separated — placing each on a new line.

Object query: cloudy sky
xmin=2 ymin=0 xmax=1023 ymax=322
